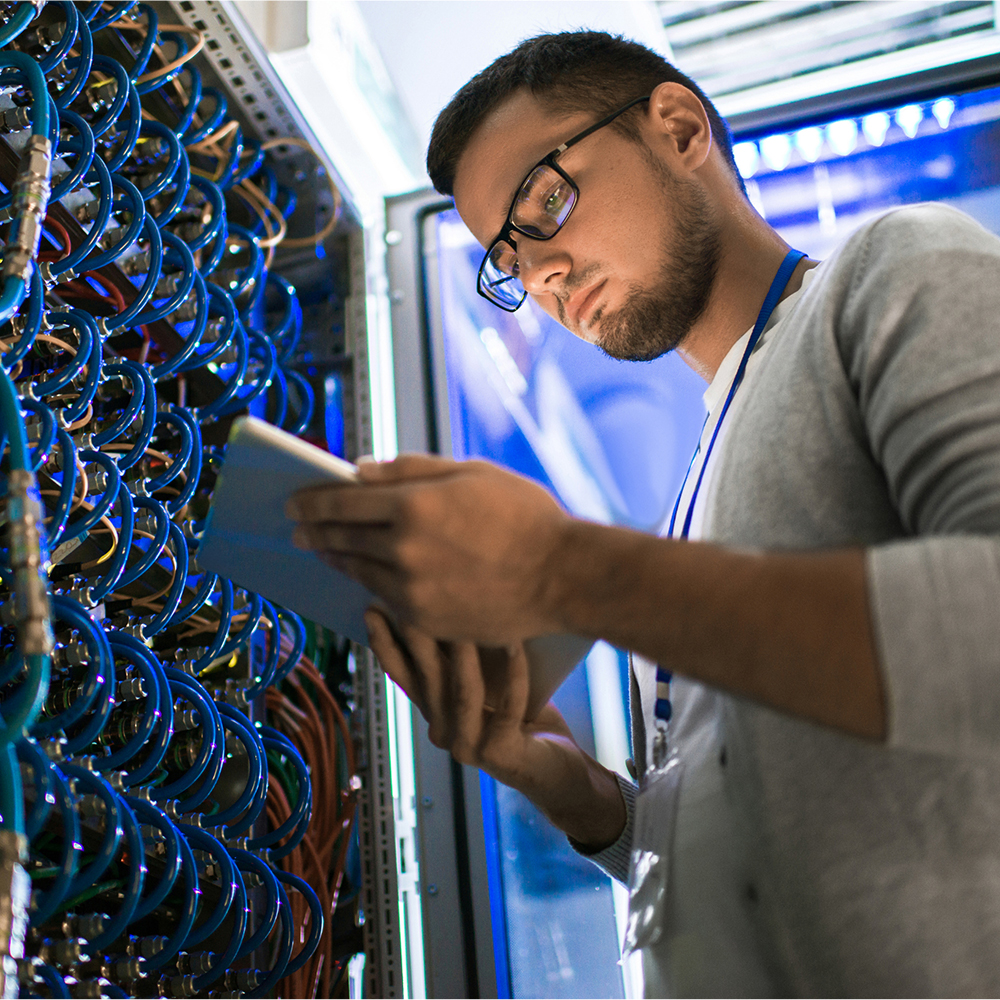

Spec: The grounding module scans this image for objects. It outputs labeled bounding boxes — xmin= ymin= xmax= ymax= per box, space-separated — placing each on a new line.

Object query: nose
xmin=517 ymin=237 xmax=571 ymax=297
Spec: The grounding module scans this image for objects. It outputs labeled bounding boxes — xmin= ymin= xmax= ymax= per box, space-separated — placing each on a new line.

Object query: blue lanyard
xmin=654 ymin=248 xmax=806 ymax=725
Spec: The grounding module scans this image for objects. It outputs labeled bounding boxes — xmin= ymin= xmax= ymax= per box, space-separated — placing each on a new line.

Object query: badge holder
xmin=624 ymin=669 xmax=684 ymax=954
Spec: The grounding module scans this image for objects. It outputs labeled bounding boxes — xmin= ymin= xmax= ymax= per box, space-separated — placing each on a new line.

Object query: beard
xmin=593 ymin=170 xmax=721 ymax=363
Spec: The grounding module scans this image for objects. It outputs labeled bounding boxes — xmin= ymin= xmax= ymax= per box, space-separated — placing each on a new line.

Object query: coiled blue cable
xmin=151 ymin=269 xmax=208 ymax=380
xmin=135 ymin=29 xmax=191 ymax=94
xmin=94 ymin=648 xmax=158 ymax=771
xmin=20 ymin=397 xmax=56 ymax=474
xmin=212 ymin=703 xmax=265 ymax=829
xmin=145 ymin=411 xmax=193 ymax=492
xmin=250 ymin=728 xmax=312 ymax=856
xmin=26 ymin=758 xmax=80 ymax=926
xmin=245 ymin=597 xmax=280 ymax=698
xmin=37 ymin=3 xmax=80 ymax=75
xmin=50 ymin=156 xmax=112 ymax=277
xmin=86 ymin=56 xmax=131 ymax=139
xmin=119 ymin=3 xmax=158 ymax=81
xmin=164 ymin=568 xmax=216 ymax=631
xmin=142 ymin=820 xmax=199 ymax=971
xmin=230 ymin=848 xmax=279 ymax=959
xmin=60 ymin=642 xmax=115 ymax=755
xmin=46 ymin=425 xmax=77 ymax=547
xmin=171 ymin=64 xmax=202 ymax=139
xmin=0 ymin=4 xmax=39 ymax=48
xmin=1 ymin=266 xmax=42 ymax=368
xmin=115 ymin=494 xmax=170 ymax=589
xmin=153 ymin=668 xmax=220 ymax=801
xmin=132 ymin=120 xmax=182 ymax=200
xmin=31 ymin=311 xmax=93 ymax=397
xmin=61 ymin=763 xmax=123 ymax=897
xmin=176 ymin=823 xmax=240 ymax=946
xmin=272 ymin=608 xmax=306 ymax=686
xmin=15 ymin=738 xmax=53 ymax=841
xmin=131 ymin=229 xmax=196 ymax=326
xmin=87 ymin=793 xmax=146 ymax=950
xmin=79 ymin=172 xmax=145 ymax=272
xmin=141 ymin=522 xmax=189 ymax=636
xmin=60 ymin=449 xmax=119 ymax=543
xmin=89 ymin=480 xmax=134 ymax=601
xmin=244 ymin=876 xmax=294 ymax=999
xmin=124 ymin=796 xmax=179 ymax=920
xmin=49 ymin=109 xmax=95 ymax=204
xmin=105 ymin=73 xmax=142 ymax=173
xmin=89 ymin=1 xmax=138 ymax=32
xmin=182 ymin=86 xmax=226 ymax=146
xmin=189 ymin=577 xmax=233 ymax=671
xmin=275 ymin=868 xmax=325 ymax=976
xmin=59 ymin=314 xmax=103 ymax=428
xmin=29 ymin=963 xmax=72 ymax=999
xmin=104 ymin=212 xmax=163 ymax=331
xmin=31 ymin=595 xmax=107 ymax=738
xmin=54 ymin=13 xmax=93 ymax=110
xmin=106 ymin=631 xmax=173 ymax=785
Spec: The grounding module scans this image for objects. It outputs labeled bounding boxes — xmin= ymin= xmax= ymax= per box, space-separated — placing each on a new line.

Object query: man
xmin=289 ymin=31 xmax=1000 ymax=997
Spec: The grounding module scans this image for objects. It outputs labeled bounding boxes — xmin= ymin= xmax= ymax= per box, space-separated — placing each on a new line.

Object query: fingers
xmin=357 ymin=453 xmax=459 ymax=483
xmin=366 ymin=609 xmax=428 ymax=716
xmin=400 ymin=626 xmax=449 ymax=737
xmin=450 ymin=642 xmax=487 ymax=763
xmin=494 ymin=643 xmax=531 ymax=728
xmin=286 ymin=482 xmax=393 ymax=524
xmin=292 ymin=522 xmax=393 ymax=561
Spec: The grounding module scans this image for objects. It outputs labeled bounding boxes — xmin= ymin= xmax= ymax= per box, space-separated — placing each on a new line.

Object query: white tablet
xmin=199 ymin=417 xmax=594 ymax=719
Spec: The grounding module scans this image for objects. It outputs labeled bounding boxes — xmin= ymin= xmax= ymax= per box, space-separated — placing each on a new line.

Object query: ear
xmin=645 ymin=81 xmax=713 ymax=173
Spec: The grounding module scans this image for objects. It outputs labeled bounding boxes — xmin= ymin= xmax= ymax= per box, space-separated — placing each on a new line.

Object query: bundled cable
xmin=0 ymin=4 xmax=358 ymax=998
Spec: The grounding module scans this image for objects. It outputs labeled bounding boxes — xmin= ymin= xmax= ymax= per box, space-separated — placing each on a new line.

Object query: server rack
xmin=0 ymin=2 xmax=406 ymax=997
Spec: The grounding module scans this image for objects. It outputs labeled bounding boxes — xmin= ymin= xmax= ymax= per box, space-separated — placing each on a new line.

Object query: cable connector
xmin=0 ymin=830 xmax=30 ymax=1000
xmin=6 ymin=468 xmax=54 ymax=657
xmin=3 ymin=134 xmax=52 ymax=284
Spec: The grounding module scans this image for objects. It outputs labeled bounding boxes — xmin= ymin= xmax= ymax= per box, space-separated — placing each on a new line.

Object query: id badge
xmin=624 ymin=736 xmax=684 ymax=954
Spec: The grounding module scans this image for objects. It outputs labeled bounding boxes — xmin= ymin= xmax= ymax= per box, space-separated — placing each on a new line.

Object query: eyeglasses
xmin=476 ymin=95 xmax=651 ymax=312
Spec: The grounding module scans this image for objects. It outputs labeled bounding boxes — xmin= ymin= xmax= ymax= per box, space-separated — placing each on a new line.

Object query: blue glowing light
xmin=932 ymin=97 xmax=955 ymax=129
xmin=760 ymin=133 xmax=792 ymax=171
xmin=896 ymin=104 xmax=924 ymax=138
xmin=733 ymin=141 xmax=760 ymax=178
xmin=795 ymin=127 xmax=824 ymax=163
xmin=862 ymin=111 xmax=891 ymax=146
xmin=827 ymin=119 xmax=858 ymax=156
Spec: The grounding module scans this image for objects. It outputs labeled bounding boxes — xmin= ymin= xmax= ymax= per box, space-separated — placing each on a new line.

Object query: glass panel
xmin=433 ymin=208 xmax=706 ymax=998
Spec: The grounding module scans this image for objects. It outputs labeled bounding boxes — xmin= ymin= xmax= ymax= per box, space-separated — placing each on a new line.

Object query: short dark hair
xmin=427 ymin=31 xmax=741 ymax=197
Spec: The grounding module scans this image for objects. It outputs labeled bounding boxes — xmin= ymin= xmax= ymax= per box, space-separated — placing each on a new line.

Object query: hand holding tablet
xmin=199 ymin=417 xmax=593 ymax=719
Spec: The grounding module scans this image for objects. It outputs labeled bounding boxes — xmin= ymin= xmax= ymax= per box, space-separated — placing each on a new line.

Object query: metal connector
xmin=0 ymin=830 xmax=30 ymax=1000
xmin=6 ymin=468 xmax=54 ymax=657
xmin=3 ymin=135 xmax=52 ymax=283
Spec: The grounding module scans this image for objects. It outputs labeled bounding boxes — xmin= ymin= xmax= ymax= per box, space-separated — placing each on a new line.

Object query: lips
xmin=568 ymin=279 xmax=606 ymax=327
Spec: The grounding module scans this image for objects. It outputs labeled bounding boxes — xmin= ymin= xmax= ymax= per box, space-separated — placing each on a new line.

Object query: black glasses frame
xmin=476 ymin=94 xmax=652 ymax=312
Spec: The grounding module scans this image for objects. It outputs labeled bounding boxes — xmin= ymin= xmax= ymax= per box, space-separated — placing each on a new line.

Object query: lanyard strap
xmin=655 ymin=248 xmax=806 ymax=726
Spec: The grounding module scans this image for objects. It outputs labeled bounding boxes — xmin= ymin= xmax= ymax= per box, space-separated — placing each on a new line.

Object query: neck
xmin=675 ymin=205 xmax=817 ymax=381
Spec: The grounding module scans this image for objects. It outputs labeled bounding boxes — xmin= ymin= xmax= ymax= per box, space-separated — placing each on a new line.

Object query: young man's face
xmin=452 ymin=88 xmax=721 ymax=361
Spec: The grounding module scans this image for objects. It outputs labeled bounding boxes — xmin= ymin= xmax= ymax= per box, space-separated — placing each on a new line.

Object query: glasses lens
xmin=512 ymin=165 xmax=577 ymax=238
xmin=479 ymin=238 xmax=525 ymax=310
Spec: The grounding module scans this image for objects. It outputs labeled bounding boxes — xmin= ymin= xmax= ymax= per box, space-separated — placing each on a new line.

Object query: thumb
xmin=357 ymin=452 xmax=459 ymax=483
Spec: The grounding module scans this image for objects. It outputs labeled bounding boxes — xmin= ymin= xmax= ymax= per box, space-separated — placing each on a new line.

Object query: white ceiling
xmin=355 ymin=1 xmax=671 ymax=167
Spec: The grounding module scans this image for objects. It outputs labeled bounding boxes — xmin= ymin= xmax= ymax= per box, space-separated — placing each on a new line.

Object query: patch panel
xmin=0 ymin=3 xmax=366 ymax=997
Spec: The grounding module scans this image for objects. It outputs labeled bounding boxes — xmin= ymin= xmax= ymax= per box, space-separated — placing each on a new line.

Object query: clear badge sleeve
xmin=624 ymin=750 xmax=684 ymax=954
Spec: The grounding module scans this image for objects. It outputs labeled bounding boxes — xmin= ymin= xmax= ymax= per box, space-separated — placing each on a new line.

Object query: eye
xmin=543 ymin=181 xmax=574 ymax=220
